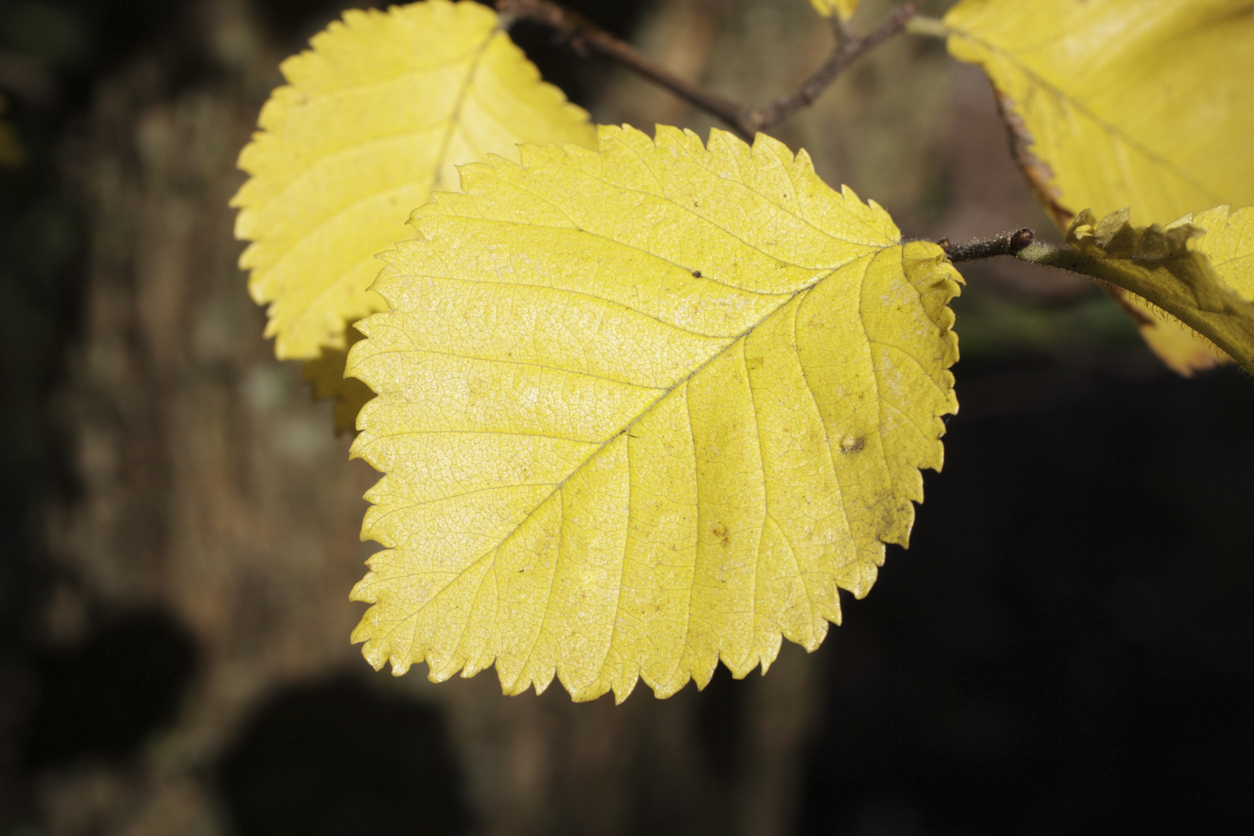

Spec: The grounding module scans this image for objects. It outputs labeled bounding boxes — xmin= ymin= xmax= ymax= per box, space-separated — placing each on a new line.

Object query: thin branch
xmin=747 ymin=4 xmax=917 ymax=133
xmin=938 ymin=228 xmax=1035 ymax=263
xmin=497 ymin=0 xmax=917 ymax=140
xmin=497 ymin=0 xmax=755 ymax=137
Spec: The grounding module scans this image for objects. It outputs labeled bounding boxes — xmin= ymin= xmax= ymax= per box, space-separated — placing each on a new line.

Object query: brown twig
xmin=938 ymin=228 xmax=1035 ymax=263
xmin=747 ymin=4 xmax=917 ymax=133
xmin=498 ymin=0 xmax=754 ymax=137
xmin=497 ymin=0 xmax=917 ymax=140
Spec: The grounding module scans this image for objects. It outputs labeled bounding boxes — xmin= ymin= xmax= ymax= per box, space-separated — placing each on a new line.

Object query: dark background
xmin=1 ymin=0 xmax=1251 ymax=834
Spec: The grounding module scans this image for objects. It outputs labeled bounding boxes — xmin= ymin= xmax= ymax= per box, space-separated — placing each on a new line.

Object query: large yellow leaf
xmin=232 ymin=0 xmax=596 ymax=361
xmin=347 ymin=125 xmax=962 ymax=702
xmin=944 ymin=0 xmax=1254 ymax=224
xmin=943 ymin=0 xmax=1254 ymax=372
xmin=1021 ymin=205 xmax=1254 ymax=373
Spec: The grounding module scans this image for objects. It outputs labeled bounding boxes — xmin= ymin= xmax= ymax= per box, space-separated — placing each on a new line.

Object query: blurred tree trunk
xmin=41 ymin=0 xmax=374 ymax=832
xmin=36 ymin=1 xmax=834 ymax=834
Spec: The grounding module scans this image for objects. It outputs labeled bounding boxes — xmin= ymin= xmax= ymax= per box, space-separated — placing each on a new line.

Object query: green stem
xmin=904 ymin=15 xmax=949 ymax=39
xmin=1014 ymin=240 xmax=1072 ymax=269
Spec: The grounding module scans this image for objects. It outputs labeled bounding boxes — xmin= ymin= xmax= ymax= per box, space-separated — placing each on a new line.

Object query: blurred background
xmin=1 ymin=0 xmax=1251 ymax=833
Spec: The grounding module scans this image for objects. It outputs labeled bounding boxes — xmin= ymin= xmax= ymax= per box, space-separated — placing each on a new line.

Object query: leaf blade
xmin=944 ymin=0 xmax=1254 ymax=226
xmin=232 ymin=0 xmax=596 ymax=361
xmin=944 ymin=0 xmax=1254 ymax=372
xmin=348 ymin=126 xmax=961 ymax=701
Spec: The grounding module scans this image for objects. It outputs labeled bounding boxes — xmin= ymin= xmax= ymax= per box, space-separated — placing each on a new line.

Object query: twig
xmin=498 ymin=0 xmax=754 ymax=137
xmin=938 ymin=228 xmax=1035 ymax=263
xmin=497 ymin=0 xmax=917 ymax=140
xmin=747 ymin=4 xmax=918 ymax=133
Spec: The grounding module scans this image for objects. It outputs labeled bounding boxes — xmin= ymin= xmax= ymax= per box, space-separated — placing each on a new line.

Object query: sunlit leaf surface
xmin=348 ymin=126 xmax=962 ymax=701
xmin=944 ymin=0 xmax=1254 ymax=372
xmin=232 ymin=0 xmax=596 ymax=361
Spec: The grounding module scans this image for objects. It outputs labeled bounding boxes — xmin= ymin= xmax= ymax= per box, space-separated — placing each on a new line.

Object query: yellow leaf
xmin=1186 ymin=205 xmax=1254 ymax=299
xmin=231 ymin=0 xmax=596 ymax=362
xmin=944 ymin=0 xmax=1254 ymax=225
xmin=1021 ymin=205 xmax=1254 ymax=374
xmin=808 ymin=0 xmax=860 ymax=21
xmin=347 ymin=126 xmax=962 ymax=702
xmin=943 ymin=0 xmax=1254 ymax=372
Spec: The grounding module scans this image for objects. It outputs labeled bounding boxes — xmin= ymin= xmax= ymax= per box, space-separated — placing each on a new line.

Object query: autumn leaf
xmin=808 ymin=0 xmax=860 ymax=21
xmin=347 ymin=126 xmax=962 ymax=702
xmin=943 ymin=0 xmax=1254 ymax=224
xmin=943 ymin=0 xmax=1254 ymax=372
xmin=231 ymin=0 xmax=596 ymax=407
xmin=1020 ymin=205 xmax=1254 ymax=373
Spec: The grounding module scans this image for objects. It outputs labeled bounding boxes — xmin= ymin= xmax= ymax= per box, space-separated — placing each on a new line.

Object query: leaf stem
xmin=904 ymin=15 xmax=949 ymax=39
xmin=1013 ymin=239 xmax=1073 ymax=269
xmin=496 ymin=0 xmax=917 ymax=140
xmin=938 ymin=228 xmax=1035 ymax=262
